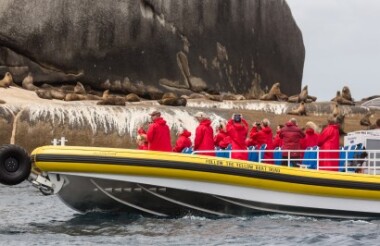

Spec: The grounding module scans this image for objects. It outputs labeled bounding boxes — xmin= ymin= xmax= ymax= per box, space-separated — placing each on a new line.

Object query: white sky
xmin=286 ymin=0 xmax=380 ymax=101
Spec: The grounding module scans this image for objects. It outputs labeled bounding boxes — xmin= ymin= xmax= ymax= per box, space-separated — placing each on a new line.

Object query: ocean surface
xmin=1 ymin=183 xmax=380 ymax=246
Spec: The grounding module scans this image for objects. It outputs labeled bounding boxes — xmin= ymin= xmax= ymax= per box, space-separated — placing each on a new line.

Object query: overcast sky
xmin=286 ymin=0 xmax=380 ymax=101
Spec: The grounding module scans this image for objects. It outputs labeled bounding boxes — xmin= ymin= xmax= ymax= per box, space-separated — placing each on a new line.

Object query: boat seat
xmin=273 ymin=147 xmax=282 ymax=165
xmin=302 ymin=147 xmax=312 ymax=167
xmin=259 ymin=144 xmax=267 ymax=162
xmin=215 ymin=145 xmax=231 ymax=158
xmin=302 ymin=146 xmax=318 ymax=169
xmin=248 ymin=146 xmax=258 ymax=162
xmin=182 ymin=147 xmax=193 ymax=154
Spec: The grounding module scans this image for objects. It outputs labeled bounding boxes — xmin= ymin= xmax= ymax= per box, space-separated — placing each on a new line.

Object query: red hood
xmin=262 ymin=126 xmax=272 ymax=134
xmin=200 ymin=119 xmax=212 ymax=126
xmin=153 ymin=117 xmax=167 ymax=125
xmin=180 ymin=129 xmax=191 ymax=137
xmin=228 ymin=119 xmax=248 ymax=129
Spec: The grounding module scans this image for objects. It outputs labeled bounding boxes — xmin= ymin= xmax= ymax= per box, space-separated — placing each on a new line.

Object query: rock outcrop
xmin=0 ymin=0 xmax=304 ymax=98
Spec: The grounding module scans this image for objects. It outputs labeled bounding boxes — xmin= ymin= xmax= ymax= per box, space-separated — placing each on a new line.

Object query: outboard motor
xmin=0 ymin=144 xmax=32 ymax=185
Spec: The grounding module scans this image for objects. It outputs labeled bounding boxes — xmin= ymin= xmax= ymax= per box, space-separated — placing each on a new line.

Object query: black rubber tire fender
xmin=0 ymin=144 xmax=31 ymax=185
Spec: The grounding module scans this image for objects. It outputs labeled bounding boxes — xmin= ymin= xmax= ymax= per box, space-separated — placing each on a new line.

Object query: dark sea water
xmin=1 ymin=183 xmax=380 ymax=246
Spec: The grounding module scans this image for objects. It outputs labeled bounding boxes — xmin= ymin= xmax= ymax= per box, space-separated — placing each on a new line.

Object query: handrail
xmin=191 ymin=148 xmax=380 ymax=175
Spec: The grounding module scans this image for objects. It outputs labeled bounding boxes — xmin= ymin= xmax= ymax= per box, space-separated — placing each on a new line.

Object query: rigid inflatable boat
xmin=1 ymin=134 xmax=380 ymax=219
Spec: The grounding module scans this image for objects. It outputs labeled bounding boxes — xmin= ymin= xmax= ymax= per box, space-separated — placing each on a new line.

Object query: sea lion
xmin=84 ymin=94 xmax=102 ymax=100
xmin=332 ymin=103 xmax=340 ymax=117
xmin=50 ymin=89 xmax=66 ymax=100
xmin=126 ymin=93 xmax=140 ymax=102
xmin=61 ymin=85 xmax=75 ymax=93
xmin=162 ymin=92 xmax=177 ymax=100
xmin=65 ymin=93 xmax=86 ymax=101
xmin=360 ymin=112 xmax=373 ymax=127
xmin=331 ymin=91 xmax=354 ymax=105
xmin=97 ymin=89 xmax=125 ymax=105
xmin=36 ymin=89 xmax=53 ymax=100
xmin=74 ymin=82 xmax=86 ymax=94
xmin=0 ymin=72 xmax=13 ymax=88
xmin=288 ymin=85 xmax=316 ymax=103
xmin=287 ymin=102 xmax=306 ymax=116
xmin=342 ymin=86 xmax=354 ymax=102
xmin=260 ymin=82 xmax=288 ymax=101
xmin=158 ymin=97 xmax=187 ymax=106
xmin=222 ymin=93 xmax=245 ymax=101
xmin=201 ymin=91 xmax=223 ymax=102
xmin=22 ymin=73 xmax=38 ymax=91
xmin=298 ymin=85 xmax=308 ymax=102
xmin=369 ymin=119 xmax=380 ymax=129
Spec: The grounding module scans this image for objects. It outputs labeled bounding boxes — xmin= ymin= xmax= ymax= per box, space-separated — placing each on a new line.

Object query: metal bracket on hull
xmin=28 ymin=173 xmax=64 ymax=195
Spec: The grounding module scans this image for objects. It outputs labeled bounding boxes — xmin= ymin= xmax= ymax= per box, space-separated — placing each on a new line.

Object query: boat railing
xmin=190 ymin=147 xmax=380 ymax=175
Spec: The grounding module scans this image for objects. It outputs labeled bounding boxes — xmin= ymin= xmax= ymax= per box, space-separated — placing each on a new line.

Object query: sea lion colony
xmin=0 ymin=72 xmax=372 ymax=108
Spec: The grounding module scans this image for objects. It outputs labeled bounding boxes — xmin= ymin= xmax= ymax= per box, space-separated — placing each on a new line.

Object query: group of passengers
xmin=136 ymin=110 xmax=341 ymax=171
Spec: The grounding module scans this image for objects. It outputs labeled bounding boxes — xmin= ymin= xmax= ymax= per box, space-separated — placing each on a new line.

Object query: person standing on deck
xmin=146 ymin=111 xmax=172 ymax=152
xmin=272 ymin=124 xmax=284 ymax=148
xmin=279 ymin=118 xmax=305 ymax=166
xmin=226 ymin=113 xmax=249 ymax=160
xmin=261 ymin=118 xmax=274 ymax=163
xmin=318 ymin=116 xmax=340 ymax=171
xmin=194 ymin=112 xmax=215 ymax=156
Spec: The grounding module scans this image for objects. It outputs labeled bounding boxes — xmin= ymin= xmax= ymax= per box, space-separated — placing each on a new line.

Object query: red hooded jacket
xmin=226 ymin=119 xmax=248 ymax=160
xmin=194 ymin=119 xmax=215 ymax=156
xmin=173 ymin=129 xmax=192 ymax=152
xmin=318 ymin=124 xmax=340 ymax=171
xmin=301 ymin=128 xmax=319 ymax=149
xmin=147 ymin=117 xmax=172 ymax=152
xmin=279 ymin=122 xmax=305 ymax=157
xmin=214 ymin=129 xmax=231 ymax=149
xmin=246 ymin=126 xmax=266 ymax=148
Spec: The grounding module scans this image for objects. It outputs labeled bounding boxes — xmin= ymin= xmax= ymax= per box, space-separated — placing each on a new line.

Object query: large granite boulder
xmin=0 ymin=0 xmax=304 ymax=98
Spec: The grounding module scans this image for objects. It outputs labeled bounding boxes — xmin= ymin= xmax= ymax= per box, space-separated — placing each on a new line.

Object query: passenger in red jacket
xmin=214 ymin=121 xmax=231 ymax=149
xmin=194 ymin=112 xmax=215 ymax=156
xmin=279 ymin=118 xmax=305 ymax=165
xmin=246 ymin=123 xmax=266 ymax=148
xmin=173 ymin=128 xmax=192 ymax=152
xmin=226 ymin=113 xmax=248 ymax=160
xmin=301 ymin=121 xmax=319 ymax=150
xmin=272 ymin=124 xmax=284 ymax=148
xmin=261 ymin=118 xmax=274 ymax=163
xmin=318 ymin=116 xmax=340 ymax=171
xmin=146 ymin=111 xmax=172 ymax=152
